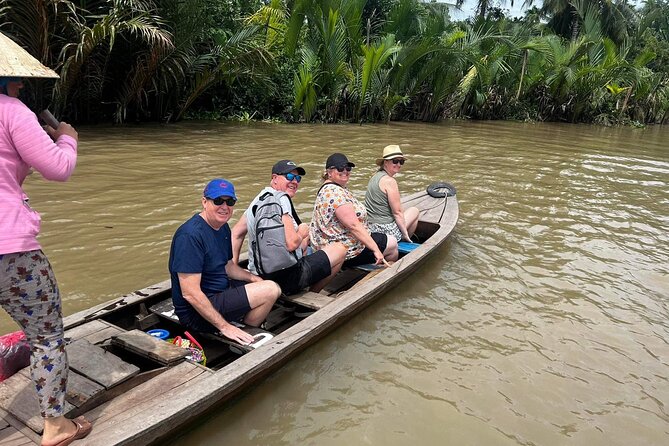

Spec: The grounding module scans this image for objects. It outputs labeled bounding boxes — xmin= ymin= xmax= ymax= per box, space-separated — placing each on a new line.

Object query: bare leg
xmin=384 ymin=235 xmax=399 ymax=262
xmin=242 ymin=280 xmax=281 ymax=327
xmin=310 ymin=242 xmax=347 ymax=293
xmin=405 ymin=207 xmax=420 ymax=238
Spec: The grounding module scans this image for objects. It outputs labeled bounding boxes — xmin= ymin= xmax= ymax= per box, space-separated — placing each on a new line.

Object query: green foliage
xmin=1 ymin=0 xmax=667 ymax=125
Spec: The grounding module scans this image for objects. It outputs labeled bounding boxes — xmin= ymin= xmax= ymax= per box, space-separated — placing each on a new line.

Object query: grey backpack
xmin=251 ymin=190 xmax=298 ymax=275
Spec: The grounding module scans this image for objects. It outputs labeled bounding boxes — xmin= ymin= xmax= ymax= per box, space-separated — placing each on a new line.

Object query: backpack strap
xmin=252 ymin=189 xmax=301 ymax=225
xmin=285 ymin=194 xmax=302 ymax=225
xmin=252 ymin=191 xmax=279 ymax=217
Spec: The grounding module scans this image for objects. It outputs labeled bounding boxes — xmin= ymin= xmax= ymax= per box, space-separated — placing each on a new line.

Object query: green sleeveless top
xmin=365 ymin=170 xmax=394 ymax=224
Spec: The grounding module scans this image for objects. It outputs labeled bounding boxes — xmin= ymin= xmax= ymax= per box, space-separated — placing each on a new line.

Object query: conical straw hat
xmin=0 ymin=32 xmax=59 ymax=79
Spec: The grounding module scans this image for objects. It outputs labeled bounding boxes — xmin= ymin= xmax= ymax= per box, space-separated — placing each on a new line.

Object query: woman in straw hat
xmin=364 ymin=145 xmax=420 ymax=243
xmin=0 ymin=32 xmax=92 ymax=445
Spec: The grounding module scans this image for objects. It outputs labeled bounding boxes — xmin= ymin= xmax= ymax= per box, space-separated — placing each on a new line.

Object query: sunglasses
xmin=391 ymin=159 xmax=405 ymax=165
xmin=211 ymin=197 xmax=237 ymax=206
xmin=330 ymin=165 xmax=352 ymax=172
xmin=283 ymin=173 xmax=302 ymax=183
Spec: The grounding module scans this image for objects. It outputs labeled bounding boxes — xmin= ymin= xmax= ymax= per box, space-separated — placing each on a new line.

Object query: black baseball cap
xmin=325 ymin=153 xmax=355 ymax=169
xmin=272 ymin=160 xmax=306 ymax=176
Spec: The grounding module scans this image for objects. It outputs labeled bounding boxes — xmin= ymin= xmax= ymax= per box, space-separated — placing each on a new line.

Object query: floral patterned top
xmin=310 ymin=182 xmax=368 ymax=259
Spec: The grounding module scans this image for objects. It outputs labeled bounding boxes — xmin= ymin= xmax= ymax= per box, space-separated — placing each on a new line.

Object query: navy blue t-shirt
xmin=168 ymin=214 xmax=232 ymax=324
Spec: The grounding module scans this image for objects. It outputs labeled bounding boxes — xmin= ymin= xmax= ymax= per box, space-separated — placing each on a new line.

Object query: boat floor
xmin=0 ymin=319 xmax=213 ymax=445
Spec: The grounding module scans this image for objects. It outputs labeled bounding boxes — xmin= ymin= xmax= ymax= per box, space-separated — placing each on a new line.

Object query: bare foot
xmin=41 ymin=416 xmax=92 ymax=446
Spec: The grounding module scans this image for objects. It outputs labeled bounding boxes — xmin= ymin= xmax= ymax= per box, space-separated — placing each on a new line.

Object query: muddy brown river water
xmin=3 ymin=121 xmax=667 ymax=445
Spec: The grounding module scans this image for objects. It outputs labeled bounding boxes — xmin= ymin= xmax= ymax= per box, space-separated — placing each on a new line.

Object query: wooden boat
xmin=0 ymin=183 xmax=458 ymax=446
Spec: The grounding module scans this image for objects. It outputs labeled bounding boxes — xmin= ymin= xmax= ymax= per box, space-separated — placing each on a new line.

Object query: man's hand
xmin=219 ymin=324 xmax=255 ymax=345
xmin=297 ymin=223 xmax=310 ymax=238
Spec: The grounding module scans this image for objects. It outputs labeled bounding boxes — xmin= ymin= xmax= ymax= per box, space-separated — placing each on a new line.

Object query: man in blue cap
xmin=169 ymin=178 xmax=281 ymax=345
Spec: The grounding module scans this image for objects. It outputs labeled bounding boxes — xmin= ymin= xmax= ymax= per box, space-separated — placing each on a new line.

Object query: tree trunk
xmin=516 ymin=49 xmax=528 ymax=101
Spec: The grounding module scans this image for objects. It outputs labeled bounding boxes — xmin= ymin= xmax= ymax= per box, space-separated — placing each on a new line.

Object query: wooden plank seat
xmin=64 ymin=319 xmax=125 ymax=345
xmin=280 ymin=291 xmax=335 ymax=311
xmin=67 ymin=339 xmax=140 ymax=390
xmin=111 ymin=330 xmax=189 ymax=366
xmin=148 ymin=299 xmax=275 ymax=355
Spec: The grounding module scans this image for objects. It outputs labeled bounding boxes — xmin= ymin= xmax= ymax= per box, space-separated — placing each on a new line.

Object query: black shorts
xmin=264 ymin=250 xmax=331 ymax=295
xmin=180 ymin=280 xmax=251 ymax=333
xmin=343 ymin=232 xmax=388 ymax=267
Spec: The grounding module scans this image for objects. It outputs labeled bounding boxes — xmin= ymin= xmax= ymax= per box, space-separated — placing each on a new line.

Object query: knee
xmin=264 ymin=280 xmax=281 ymax=300
xmin=386 ymin=235 xmax=398 ymax=252
xmin=324 ymin=242 xmax=347 ymax=263
xmin=385 ymin=237 xmax=398 ymax=259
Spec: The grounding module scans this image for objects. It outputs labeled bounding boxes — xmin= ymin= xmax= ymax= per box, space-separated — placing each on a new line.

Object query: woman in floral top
xmin=310 ymin=153 xmax=398 ymax=267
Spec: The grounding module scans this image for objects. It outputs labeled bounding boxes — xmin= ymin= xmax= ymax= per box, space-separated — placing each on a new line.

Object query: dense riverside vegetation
xmin=1 ymin=0 xmax=667 ymax=125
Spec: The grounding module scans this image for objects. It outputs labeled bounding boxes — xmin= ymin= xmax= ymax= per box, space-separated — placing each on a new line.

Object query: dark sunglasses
xmin=392 ymin=159 xmax=405 ymax=165
xmin=283 ymin=173 xmax=302 ymax=183
xmin=330 ymin=165 xmax=352 ymax=172
xmin=211 ymin=197 xmax=236 ymax=206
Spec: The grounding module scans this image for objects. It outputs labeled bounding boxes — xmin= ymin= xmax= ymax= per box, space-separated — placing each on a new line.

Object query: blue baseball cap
xmin=203 ymin=178 xmax=237 ymax=200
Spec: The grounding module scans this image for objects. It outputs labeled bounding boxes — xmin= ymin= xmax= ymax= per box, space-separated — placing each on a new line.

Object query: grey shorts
xmin=369 ymin=221 xmax=402 ymax=242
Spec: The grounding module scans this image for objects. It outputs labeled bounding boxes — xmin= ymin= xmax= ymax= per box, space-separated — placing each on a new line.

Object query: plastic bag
xmin=0 ymin=331 xmax=30 ymax=382
xmin=169 ymin=331 xmax=206 ymax=366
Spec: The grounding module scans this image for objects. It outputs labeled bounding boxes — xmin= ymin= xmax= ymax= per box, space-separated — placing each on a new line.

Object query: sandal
xmin=45 ymin=416 xmax=92 ymax=446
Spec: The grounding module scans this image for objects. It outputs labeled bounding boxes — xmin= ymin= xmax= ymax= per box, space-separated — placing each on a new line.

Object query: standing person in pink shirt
xmin=0 ymin=33 xmax=92 ymax=446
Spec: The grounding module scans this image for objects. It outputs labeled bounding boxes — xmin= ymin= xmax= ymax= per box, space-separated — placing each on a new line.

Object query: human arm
xmin=9 ymin=102 xmax=78 ymax=181
xmin=231 ymin=214 xmax=248 ymax=264
xmin=282 ymin=214 xmax=310 ymax=252
xmin=381 ymin=176 xmax=411 ymax=241
xmin=226 ymin=260 xmax=263 ymax=283
xmin=335 ymin=203 xmax=385 ymax=265
xmin=178 ymin=272 xmax=254 ymax=344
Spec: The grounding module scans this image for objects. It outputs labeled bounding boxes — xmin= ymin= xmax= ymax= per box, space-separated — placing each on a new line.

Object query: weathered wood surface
xmin=81 ymin=361 xmax=210 ymax=445
xmin=64 ymin=369 xmax=105 ymax=408
xmin=65 ymin=319 xmax=124 ymax=345
xmin=0 ymin=423 xmax=35 ymax=446
xmin=0 ymin=366 xmax=103 ymax=433
xmin=0 ymin=370 xmax=74 ymax=434
xmin=63 ymin=280 xmax=171 ymax=330
xmin=281 ymin=291 xmax=335 ymax=310
xmin=111 ymin=330 xmax=188 ymax=365
xmin=67 ymin=339 xmax=139 ymax=389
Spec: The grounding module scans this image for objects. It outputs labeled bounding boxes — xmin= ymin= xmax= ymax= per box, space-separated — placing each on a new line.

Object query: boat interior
xmin=100 ymin=219 xmax=440 ymax=370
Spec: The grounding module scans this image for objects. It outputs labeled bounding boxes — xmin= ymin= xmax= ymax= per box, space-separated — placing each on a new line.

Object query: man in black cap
xmin=232 ymin=160 xmax=346 ymax=295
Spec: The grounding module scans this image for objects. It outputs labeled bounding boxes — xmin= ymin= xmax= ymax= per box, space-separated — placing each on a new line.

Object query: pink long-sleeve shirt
xmin=0 ymin=94 xmax=77 ymax=255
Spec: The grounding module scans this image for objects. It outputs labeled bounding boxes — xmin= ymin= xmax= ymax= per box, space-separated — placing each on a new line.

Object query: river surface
xmin=3 ymin=121 xmax=668 ymax=445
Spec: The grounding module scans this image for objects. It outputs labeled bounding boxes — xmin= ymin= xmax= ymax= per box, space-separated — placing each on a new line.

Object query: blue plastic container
xmin=146 ymin=329 xmax=170 ymax=340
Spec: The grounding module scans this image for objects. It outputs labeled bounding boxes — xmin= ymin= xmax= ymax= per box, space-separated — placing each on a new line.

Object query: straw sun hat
xmin=375 ymin=144 xmax=406 ymax=166
xmin=0 ymin=32 xmax=59 ymax=79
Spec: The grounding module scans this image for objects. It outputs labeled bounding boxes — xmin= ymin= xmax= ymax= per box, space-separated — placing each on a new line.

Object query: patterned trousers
xmin=0 ymin=250 xmax=68 ymax=418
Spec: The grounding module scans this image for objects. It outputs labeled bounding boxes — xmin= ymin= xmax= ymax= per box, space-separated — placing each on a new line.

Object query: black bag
xmin=251 ymin=190 xmax=299 ymax=275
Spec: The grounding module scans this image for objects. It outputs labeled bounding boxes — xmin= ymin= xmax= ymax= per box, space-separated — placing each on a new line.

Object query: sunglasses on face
xmin=330 ymin=165 xmax=352 ymax=172
xmin=211 ymin=197 xmax=237 ymax=206
xmin=283 ymin=173 xmax=302 ymax=183
xmin=392 ymin=159 xmax=405 ymax=165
